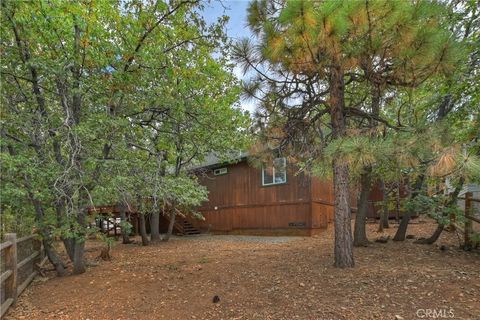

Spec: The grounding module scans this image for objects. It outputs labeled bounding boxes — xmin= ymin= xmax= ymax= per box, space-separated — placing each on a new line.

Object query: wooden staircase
xmin=180 ymin=219 xmax=201 ymax=235
xmin=173 ymin=218 xmax=201 ymax=236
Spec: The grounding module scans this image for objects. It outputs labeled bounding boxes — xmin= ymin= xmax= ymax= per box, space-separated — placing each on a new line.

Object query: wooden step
xmin=179 ymin=219 xmax=200 ymax=235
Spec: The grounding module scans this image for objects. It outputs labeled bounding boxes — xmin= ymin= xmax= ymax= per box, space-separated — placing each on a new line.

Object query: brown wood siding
xmin=198 ymin=161 xmax=311 ymax=209
xmin=310 ymin=175 xmax=359 ymax=224
xmin=311 ymin=177 xmax=335 ymax=224
xmin=199 ymin=203 xmax=311 ymax=231
xmin=194 ymin=160 xmax=312 ymax=232
xmin=311 ymin=202 xmax=331 ymax=228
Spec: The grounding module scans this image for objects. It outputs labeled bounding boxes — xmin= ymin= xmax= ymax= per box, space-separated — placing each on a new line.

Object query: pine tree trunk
xmin=393 ymin=175 xmax=425 ymax=241
xmin=163 ymin=209 xmax=176 ymax=242
xmin=150 ymin=211 xmax=161 ymax=242
xmin=395 ymin=183 xmax=401 ymax=222
xmin=378 ymin=211 xmax=385 ymax=233
xmin=139 ymin=214 xmax=149 ymax=246
xmin=333 ymin=160 xmax=354 ymax=267
xmin=354 ymin=168 xmax=371 ymax=247
xmin=330 ymin=64 xmax=354 ymax=268
xmin=381 ymin=210 xmax=389 ymax=229
xmin=415 ymin=224 xmax=444 ymax=244
xmin=394 ymin=99 xmax=453 ymax=241
xmin=379 ymin=180 xmax=389 ymax=230
xmin=118 ymin=203 xmax=132 ymax=244
xmin=393 ymin=210 xmax=412 ymax=241
xmin=415 ymin=177 xmax=464 ymax=245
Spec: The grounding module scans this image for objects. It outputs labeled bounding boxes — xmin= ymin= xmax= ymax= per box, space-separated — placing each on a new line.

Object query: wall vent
xmin=288 ymin=222 xmax=306 ymax=227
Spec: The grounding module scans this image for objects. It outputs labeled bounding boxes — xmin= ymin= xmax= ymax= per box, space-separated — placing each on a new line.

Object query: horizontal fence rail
xmin=0 ymin=233 xmax=45 ymax=319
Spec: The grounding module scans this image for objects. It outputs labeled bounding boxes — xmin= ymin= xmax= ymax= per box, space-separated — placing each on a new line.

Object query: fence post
xmin=4 ymin=233 xmax=18 ymax=304
xmin=464 ymin=192 xmax=473 ymax=249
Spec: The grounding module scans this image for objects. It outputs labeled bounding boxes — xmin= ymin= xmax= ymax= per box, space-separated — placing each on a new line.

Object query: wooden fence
xmin=452 ymin=192 xmax=480 ymax=248
xmin=0 ymin=233 xmax=46 ymax=318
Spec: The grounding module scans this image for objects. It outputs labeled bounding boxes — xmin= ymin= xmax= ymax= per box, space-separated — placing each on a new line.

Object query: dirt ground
xmin=6 ymin=219 xmax=480 ymax=320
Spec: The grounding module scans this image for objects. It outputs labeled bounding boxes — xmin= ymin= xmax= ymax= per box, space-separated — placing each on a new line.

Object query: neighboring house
xmin=446 ymin=179 xmax=480 ymax=215
xmin=189 ymin=153 xmax=356 ymax=236
xmin=459 ymin=183 xmax=480 ymax=198
xmin=457 ymin=183 xmax=480 ymax=220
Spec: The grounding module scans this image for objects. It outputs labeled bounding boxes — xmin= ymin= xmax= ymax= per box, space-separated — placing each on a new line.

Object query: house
xmin=88 ymin=154 xmax=402 ymax=237
xmin=189 ymin=153 xmax=354 ymax=236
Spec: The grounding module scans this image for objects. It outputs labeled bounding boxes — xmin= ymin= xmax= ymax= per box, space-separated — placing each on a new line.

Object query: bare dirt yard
xmin=6 ymin=219 xmax=480 ymax=320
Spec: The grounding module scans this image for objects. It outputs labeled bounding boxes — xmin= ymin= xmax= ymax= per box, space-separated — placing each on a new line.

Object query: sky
xmin=201 ymin=1 xmax=257 ymax=113
xmin=202 ymin=1 xmax=251 ymax=42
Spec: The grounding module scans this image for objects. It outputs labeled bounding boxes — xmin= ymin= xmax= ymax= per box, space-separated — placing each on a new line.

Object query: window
xmin=262 ymin=157 xmax=287 ymax=186
xmin=213 ymin=167 xmax=228 ymax=176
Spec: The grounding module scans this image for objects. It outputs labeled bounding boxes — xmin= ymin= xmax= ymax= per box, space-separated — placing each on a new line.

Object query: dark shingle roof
xmin=190 ymin=151 xmax=248 ymax=170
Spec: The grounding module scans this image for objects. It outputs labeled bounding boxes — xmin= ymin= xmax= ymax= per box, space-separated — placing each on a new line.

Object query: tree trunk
xmin=354 ymin=168 xmax=371 ymax=247
xmin=72 ymin=209 xmax=86 ymax=274
xmin=393 ymin=210 xmax=412 ymax=241
xmin=163 ymin=209 xmax=176 ymax=242
xmin=416 ymin=177 xmax=464 ymax=245
xmin=57 ymin=202 xmax=76 ymax=262
xmin=118 ymin=203 xmax=132 ymax=244
xmin=378 ymin=212 xmax=384 ymax=232
xmin=150 ymin=152 xmax=167 ymax=242
xmin=62 ymin=237 xmax=75 ymax=262
xmin=72 ymin=239 xmax=85 ymax=274
xmin=330 ymin=64 xmax=354 ymax=268
xmin=415 ymin=224 xmax=444 ymax=244
xmin=378 ymin=180 xmax=389 ymax=231
xmin=29 ymin=195 xmax=66 ymax=276
xmin=395 ymin=183 xmax=401 ymax=222
xmin=139 ymin=214 xmax=149 ymax=246
xmin=43 ymin=240 xmax=66 ymax=276
xmin=393 ymin=175 xmax=425 ymax=241
xmin=404 ymin=97 xmax=458 ymax=244
xmin=381 ymin=209 xmax=390 ymax=229
xmin=150 ymin=210 xmax=161 ymax=242
xmin=333 ymin=160 xmax=354 ymax=267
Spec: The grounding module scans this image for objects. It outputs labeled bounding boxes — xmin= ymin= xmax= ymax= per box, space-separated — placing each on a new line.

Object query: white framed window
xmin=262 ymin=157 xmax=287 ymax=186
xmin=213 ymin=167 xmax=228 ymax=176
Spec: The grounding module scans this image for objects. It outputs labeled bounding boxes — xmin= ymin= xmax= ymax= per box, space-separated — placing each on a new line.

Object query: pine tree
xmin=235 ymin=0 xmax=460 ymax=268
